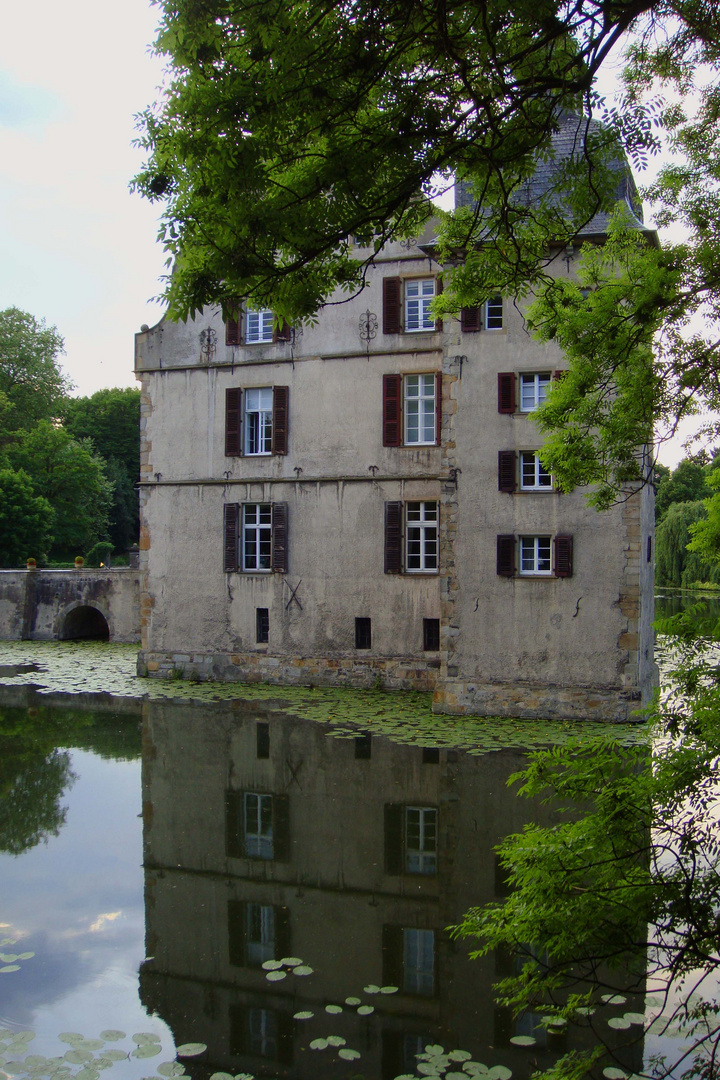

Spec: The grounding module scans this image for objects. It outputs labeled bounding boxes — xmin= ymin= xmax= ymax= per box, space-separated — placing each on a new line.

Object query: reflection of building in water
xmin=139 ymin=700 xmax=645 ymax=1079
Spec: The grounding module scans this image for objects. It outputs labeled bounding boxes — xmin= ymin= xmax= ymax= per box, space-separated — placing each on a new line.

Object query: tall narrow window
xmin=243 ymin=504 xmax=272 ymax=570
xmin=406 ymin=502 xmax=438 ymax=572
xmin=245 ymin=387 xmax=273 ymax=455
xmin=520 ymin=452 xmax=552 ymax=490
xmin=256 ymin=608 xmax=270 ymax=643
xmin=256 ymin=721 xmax=270 ymax=758
xmin=423 ymin=618 xmax=440 ymax=651
xmin=519 ymin=372 xmax=551 ymax=412
xmin=403 ymin=929 xmax=435 ymax=995
xmin=245 ymin=309 xmax=273 ymax=344
xmin=404 ymin=374 xmax=437 ymax=445
xmin=247 ymin=1008 xmax=277 ymax=1057
xmin=355 ymin=617 xmax=372 ymax=649
xmin=484 ymin=296 xmax=503 ymax=329
xmin=405 ymin=807 xmax=437 ymax=874
xmin=405 ymin=279 xmax=436 ymax=332
xmin=246 ymin=903 xmax=275 ymax=966
xmin=244 ymin=792 xmax=274 ymax=859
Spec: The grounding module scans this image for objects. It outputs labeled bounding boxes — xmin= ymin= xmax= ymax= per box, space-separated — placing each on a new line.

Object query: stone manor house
xmin=135 ymin=176 xmax=656 ymax=721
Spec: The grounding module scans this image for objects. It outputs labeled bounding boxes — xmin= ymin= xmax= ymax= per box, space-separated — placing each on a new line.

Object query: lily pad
xmin=487 ymin=1067 xmax=513 ymax=1080
xmin=266 ymin=969 xmax=287 ymax=981
xmin=99 ymin=1050 xmax=127 ymax=1061
xmin=309 ymin=1038 xmax=328 ymax=1050
xmin=64 ymin=1051 xmax=93 ymax=1065
xmin=175 ymin=1044 xmax=206 ymax=1057
xmin=280 ymin=957 xmax=303 ymax=966
xmin=132 ymin=1046 xmax=162 ymax=1059
xmin=607 ymin=1017 xmax=631 ymax=1030
xmin=380 ymin=985 xmax=399 ymax=994
xmin=157 ymin=1064 xmax=187 ymax=1077
xmin=209 ymin=1073 xmax=234 ymax=1080
xmin=261 ymin=959 xmax=283 ymax=970
xmin=357 ymin=1005 xmax=374 ymax=1016
xmin=0 ymin=965 xmax=20 ymax=973
xmin=601 ymin=994 xmax=627 ymax=1005
xmin=623 ymin=1013 xmax=646 ymax=1025
xmin=292 ymin=965 xmax=313 ymax=975
xmin=325 ymin=1005 xmax=342 ymax=1014
xmin=602 ymin=1070 xmax=627 ymax=1079
xmin=99 ymin=1032 xmax=126 ymax=1042
xmin=449 ymin=1051 xmax=472 ymax=1062
xmin=338 ymin=1048 xmax=361 ymax=1060
xmin=293 ymin=1011 xmax=314 ymax=1020
xmin=132 ymin=1035 xmax=162 ymax=1045
xmin=345 ymin=997 xmax=361 ymax=1005
xmin=510 ymin=1036 xmax=536 ymax=1047
xmin=0 ymin=954 xmax=18 ymax=962
xmin=363 ymin=984 xmax=380 ymax=994
xmin=326 ymin=1036 xmax=346 ymax=1047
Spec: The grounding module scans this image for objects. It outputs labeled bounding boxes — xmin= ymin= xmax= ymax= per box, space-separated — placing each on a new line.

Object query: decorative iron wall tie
xmin=199 ymin=327 xmax=217 ymax=361
xmin=358 ymin=310 xmax=378 ymax=357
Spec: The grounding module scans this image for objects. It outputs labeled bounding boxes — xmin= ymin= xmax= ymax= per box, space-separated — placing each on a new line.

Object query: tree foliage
xmin=0 ymin=468 xmax=55 ymax=567
xmin=0 ymin=307 xmax=71 ymax=429
xmin=454 ymin=624 xmax=720 ymax=1080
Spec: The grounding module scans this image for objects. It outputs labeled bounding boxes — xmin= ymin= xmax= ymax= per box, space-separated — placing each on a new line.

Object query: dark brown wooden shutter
xmin=271 ymin=503 xmax=288 ymax=573
xmin=275 ymin=906 xmax=291 ymax=959
xmin=225 ymin=304 xmax=241 ymax=346
xmin=461 ymin=306 xmax=481 ymax=332
xmin=382 ymin=925 xmax=404 ymax=988
xmin=272 ymin=386 xmax=289 ymax=455
xmin=498 ymin=372 xmax=516 ymax=414
xmin=435 ymin=276 xmax=443 ymax=332
xmin=384 ymin=501 xmax=403 ymax=574
xmin=497 ymin=534 xmax=515 ymax=577
xmin=223 ymin=503 xmax=239 ymax=573
xmin=554 ymin=534 xmax=573 ymax=577
xmin=227 ymin=900 xmax=247 ymax=966
xmin=383 ymin=277 xmax=402 ymax=334
xmin=225 ymin=790 xmax=243 ymax=856
xmin=225 ymin=388 xmax=242 ymax=457
xmin=383 ymin=373 xmax=403 ymax=446
xmin=435 ymin=371 xmax=442 ymax=446
xmin=273 ymin=794 xmax=290 ymax=862
xmin=384 ymin=804 xmax=404 ymax=875
xmin=498 ymin=451 xmax=516 ymax=493
xmin=273 ymin=320 xmax=292 ymax=342
xmin=553 ymin=369 xmax=565 ymax=381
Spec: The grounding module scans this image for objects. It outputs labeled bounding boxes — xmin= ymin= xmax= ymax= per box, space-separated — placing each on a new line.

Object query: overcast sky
xmin=0 ymin=0 xmax=166 ymax=396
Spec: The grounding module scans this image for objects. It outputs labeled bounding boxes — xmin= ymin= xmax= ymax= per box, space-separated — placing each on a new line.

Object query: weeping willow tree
xmin=655 ymin=501 xmax=720 ymax=588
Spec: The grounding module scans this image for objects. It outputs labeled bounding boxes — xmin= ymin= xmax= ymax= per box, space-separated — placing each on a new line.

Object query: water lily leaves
xmin=265 ymin=970 xmax=286 ymax=981
xmin=363 ymin=984 xmax=380 ymax=994
xmin=132 ymin=1046 xmax=162 ymax=1059
xmin=510 ymin=1036 xmax=536 ymax=1046
xmin=0 ymin=965 xmax=20 ymax=973
xmin=292 ymin=965 xmax=313 ymax=975
xmin=325 ymin=1005 xmax=342 ymax=1014
xmin=99 ymin=1032 xmax=125 ymax=1042
xmin=132 ymin=1035 xmax=162 ymax=1046
xmin=64 ymin=1050 xmax=93 ymax=1064
xmin=623 ymin=1013 xmax=646 ymax=1025
xmin=0 ymin=954 xmax=18 ymax=962
xmin=293 ymin=1011 xmax=314 ymax=1020
xmin=175 ymin=1044 xmax=206 ymax=1057
xmin=425 ymin=1045 xmax=445 ymax=1055
xmin=449 ymin=1051 xmax=472 ymax=1062
xmin=607 ymin=1017 xmax=631 ymax=1030
xmin=326 ymin=1036 xmax=346 ymax=1047
xmin=209 ymin=1073 xmax=234 ymax=1080
xmin=309 ymin=1038 xmax=328 ymax=1050
xmin=418 ymin=1065 xmax=443 ymax=1077
xmin=344 ymin=996 xmax=361 ymax=1006
xmin=99 ymin=1050 xmax=128 ymax=1061
xmin=279 ymin=957 xmax=302 ymax=966
xmin=601 ymin=994 xmax=627 ymax=1005
xmin=356 ymin=1005 xmax=374 ymax=1016
xmin=79 ymin=1040 xmax=105 ymax=1052
xmin=16 ymin=953 xmax=35 ymax=961
xmin=602 ymin=1069 xmax=627 ymax=1079
xmin=379 ymin=985 xmax=398 ymax=994
xmin=487 ymin=1066 xmax=513 ymax=1080
xmin=261 ymin=960 xmax=283 ymax=970
xmin=157 ymin=1061 xmax=187 ymax=1075
xmin=338 ymin=1048 xmax=361 ymax=1060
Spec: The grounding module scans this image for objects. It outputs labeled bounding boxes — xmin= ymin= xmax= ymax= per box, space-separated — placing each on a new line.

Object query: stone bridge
xmin=0 ymin=569 xmax=140 ymax=642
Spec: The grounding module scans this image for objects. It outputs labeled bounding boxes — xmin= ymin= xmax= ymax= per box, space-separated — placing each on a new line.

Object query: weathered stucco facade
xmin=135 ymin=216 xmax=656 ymax=720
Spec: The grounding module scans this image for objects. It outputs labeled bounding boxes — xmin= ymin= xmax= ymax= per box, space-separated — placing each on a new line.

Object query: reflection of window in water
xmin=403 ymin=928 xmax=435 ymax=995
xmin=244 ymin=792 xmax=273 ymax=859
xmin=248 ymin=1008 xmax=277 ymax=1058
xmin=246 ymin=903 xmax=275 ymax=966
xmin=405 ymin=807 xmax=437 ymax=874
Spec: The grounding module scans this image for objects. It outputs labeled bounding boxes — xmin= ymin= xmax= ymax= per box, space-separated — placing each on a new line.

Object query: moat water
xmin=0 ymin=594 xmax=715 ymax=1080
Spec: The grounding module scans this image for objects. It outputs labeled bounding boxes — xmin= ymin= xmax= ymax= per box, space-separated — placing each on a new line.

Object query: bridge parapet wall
xmin=0 ymin=569 xmax=140 ymax=643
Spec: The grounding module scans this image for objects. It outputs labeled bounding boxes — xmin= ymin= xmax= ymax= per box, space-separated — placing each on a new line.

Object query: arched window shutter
xmin=498 ymin=451 xmax=516 ymax=492
xmin=272 ymin=386 xmax=289 ymax=455
xmin=554 ymin=534 xmax=573 ymax=577
xmin=498 ymin=373 xmax=516 ymax=414
xmin=383 ymin=373 xmax=403 ymax=446
xmin=223 ymin=504 xmax=239 ymax=572
xmin=225 ymin=388 xmax=242 ymax=456
xmin=383 ymin=277 xmax=402 ymax=334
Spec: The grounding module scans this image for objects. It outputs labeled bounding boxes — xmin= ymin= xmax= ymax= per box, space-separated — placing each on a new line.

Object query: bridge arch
xmin=57 ymin=602 xmax=111 ymax=641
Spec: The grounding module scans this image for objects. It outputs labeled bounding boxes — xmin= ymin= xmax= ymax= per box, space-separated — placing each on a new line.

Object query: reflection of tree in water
xmin=0 ymin=745 xmax=76 ymax=855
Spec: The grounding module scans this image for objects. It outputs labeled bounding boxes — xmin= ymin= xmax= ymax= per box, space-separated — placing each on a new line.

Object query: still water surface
xmin=0 ymin=634 xmax=672 ymax=1080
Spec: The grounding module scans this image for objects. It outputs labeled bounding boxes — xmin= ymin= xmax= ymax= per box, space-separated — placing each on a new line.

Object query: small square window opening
xmin=519 ymin=535 xmax=552 ymax=575
xmin=520 ymin=452 xmax=552 ymax=490
xmin=519 ymin=372 xmax=551 ymax=412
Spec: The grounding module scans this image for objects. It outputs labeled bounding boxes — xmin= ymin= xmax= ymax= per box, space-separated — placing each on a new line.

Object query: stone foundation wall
xmin=432 ymin=677 xmax=645 ymax=722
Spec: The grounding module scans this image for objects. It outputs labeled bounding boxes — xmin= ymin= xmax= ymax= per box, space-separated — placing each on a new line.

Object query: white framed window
xmin=245 ymin=308 xmax=274 ymax=344
xmin=246 ymin=903 xmax=275 ymax=966
xmin=520 ymin=451 xmax=552 ymax=490
xmin=405 ymin=502 xmax=438 ymax=572
xmin=405 ymin=807 xmax=437 ymax=875
xmin=519 ymin=535 xmax=552 ymax=575
xmin=244 ymin=387 xmax=274 ymax=455
xmin=405 ymin=278 xmax=436 ymax=332
xmin=243 ymin=504 xmax=272 ymax=571
xmin=404 ymin=374 xmax=437 ymax=445
xmin=403 ymin=928 xmax=435 ymax=995
xmin=484 ymin=296 xmax=503 ymax=329
xmin=520 ymin=372 xmax=551 ymax=412
xmin=244 ymin=792 xmax=274 ymax=858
